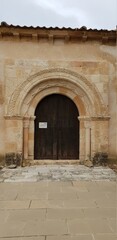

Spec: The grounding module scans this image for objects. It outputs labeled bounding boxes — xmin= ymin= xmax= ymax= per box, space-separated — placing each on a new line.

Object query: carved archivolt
xmin=7 ymin=68 xmax=107 ymax=117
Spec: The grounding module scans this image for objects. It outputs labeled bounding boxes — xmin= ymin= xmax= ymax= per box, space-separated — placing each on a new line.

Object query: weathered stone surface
xmin=84 ymin=160 xmax=93 ymax=167
xmin=0 ymin=165 xmax=116 ymax=182
xmin=5 ymin=152 xmax=22 ymax=166
xmin=0 ymin=25 xmax=116 ymax=165
xmin=8 ymin=164 xmax=17 ymax=169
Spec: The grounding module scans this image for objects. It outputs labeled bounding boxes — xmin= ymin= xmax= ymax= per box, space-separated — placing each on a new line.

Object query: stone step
xmin=23 ymin=159 xmax=81 ymax=166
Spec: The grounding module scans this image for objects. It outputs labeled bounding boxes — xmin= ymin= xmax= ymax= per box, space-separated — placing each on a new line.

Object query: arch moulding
xmin=7 ymin=68 xmax=106 ymax=117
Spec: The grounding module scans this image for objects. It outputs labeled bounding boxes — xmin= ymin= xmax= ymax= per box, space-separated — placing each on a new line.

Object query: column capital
xmin=78 ymin=116 xmax=91 ymax=121
xmin=30 ymin=116 xmax=36 ymax=121
xmin=78 ymin=115 xmax=110 ymax=121
xmin=91 ymin=116 xmax=110 ymax=121
xmin=4 ymin=115 xmax=23 ymax=120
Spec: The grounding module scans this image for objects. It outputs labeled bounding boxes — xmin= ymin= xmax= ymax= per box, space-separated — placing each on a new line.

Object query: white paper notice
xmin=39 ymin=122 xmax=47 ymax=128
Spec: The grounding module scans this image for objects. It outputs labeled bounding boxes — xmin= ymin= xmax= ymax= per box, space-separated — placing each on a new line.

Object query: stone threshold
xmin=23 ymin=159 xmax=80 ymax=166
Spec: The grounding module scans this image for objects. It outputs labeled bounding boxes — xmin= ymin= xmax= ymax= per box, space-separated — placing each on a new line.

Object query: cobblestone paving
xmin=0 ymin=165 xmax=116 ymax=182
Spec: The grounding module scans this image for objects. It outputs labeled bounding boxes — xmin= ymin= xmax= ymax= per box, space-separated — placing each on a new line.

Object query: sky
xmin=0 ymin=0 xmax=116 ymax=30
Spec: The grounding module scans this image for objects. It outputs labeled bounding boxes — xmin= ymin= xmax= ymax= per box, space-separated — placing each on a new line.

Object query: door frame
xmin=34 ymin=94 xmax=79 ymax=160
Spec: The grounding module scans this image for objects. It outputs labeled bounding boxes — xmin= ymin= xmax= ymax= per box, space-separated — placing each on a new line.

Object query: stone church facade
xmin=0 ymin=23 xmax=116 ymax=166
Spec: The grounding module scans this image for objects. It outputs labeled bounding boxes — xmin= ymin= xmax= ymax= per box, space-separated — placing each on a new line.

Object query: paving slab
xmin=30 ymin=199 xmax=64 ymax=209
xmin=68 ymin=219 xmax=91 ymax=234
xmin=93 ymin=234 xmax=117 ymax=240
xmin=46 ymin=235 xmax=93 ymax=240
xmin=87 ymin=219 xmax=113 ymax=233
xmin=0 ymin=165 xmax=116 ymax=239
xmin=68 ymin=219 xmax=113 ymax=234
xmin=0 ymin=237 xmax=45 ymax=240
xmin=107 ymin=218 xmax=117 ymax=232
xmin=6 ymin=209 xmax=46 ymax=223
xmin=23 ymin=220 xmax=68 ymax=236
xmin=16 ymin=191 xmax=48 ymax=200
xmin=0 ymin=200 xmax=30 ymax=209
xmin=83 ymin=207 xmax=116 ymax=219
xmin=63 ymin=198 xmax=97 ymax=208
xmin=0 ymin=221 xmax=26 ymax=238
xmin=46 ymin=208 xmax=84 ymax=219
xmin=48 ymin=192 xmax=78 ymax=200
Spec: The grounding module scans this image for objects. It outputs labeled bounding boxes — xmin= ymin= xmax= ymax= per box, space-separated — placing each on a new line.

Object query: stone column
xmin=78 ymin=116 xmax=91 ymax=161
xmin=28 ymin=116 xmax=36 ymax=160
xmin=23 ymin=117 xmax=30 ymax=160
xmin=78 ymin=116 xmax=85 ymax=161
xmin=84 ymin=121 xmax=92 ymax=160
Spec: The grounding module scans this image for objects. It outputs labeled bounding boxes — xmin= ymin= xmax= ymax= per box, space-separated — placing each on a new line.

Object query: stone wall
xmin=0 ymin=59 xmax=5 ymax=165
xmin=0 ymin=30 xmax=116 ymax=165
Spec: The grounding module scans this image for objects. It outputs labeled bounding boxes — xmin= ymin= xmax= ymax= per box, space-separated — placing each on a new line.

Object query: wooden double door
xmin=34 ymin=94 xmax=79 ymax=159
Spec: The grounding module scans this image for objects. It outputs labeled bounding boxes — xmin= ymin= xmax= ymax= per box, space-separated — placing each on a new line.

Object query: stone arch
xmin=22 ymin=82 xmax=87 ymax=117
xmin=7 ymin=68 xmax=106 ymax=117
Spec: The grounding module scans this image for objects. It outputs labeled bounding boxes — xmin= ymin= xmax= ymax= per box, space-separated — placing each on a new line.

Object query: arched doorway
xmin=6 ymin=68 xmax=107 ymax=163
xmin=34 ymin=94 xmax=79 ymax=159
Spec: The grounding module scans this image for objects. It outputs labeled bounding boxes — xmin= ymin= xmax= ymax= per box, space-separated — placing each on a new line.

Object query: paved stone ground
xmin=0 ymin=165 xmax=116 ymax=240
xmin=0 ymin=165 xmax=116 ymax=182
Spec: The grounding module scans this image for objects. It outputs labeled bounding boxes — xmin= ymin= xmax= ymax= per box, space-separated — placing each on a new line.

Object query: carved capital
xmin=30 ymin=116 xmax=36 ymax=121
xmin=78 ymin=115 xmax=110 ymax=122
xmin=78 ymin=116 xmax=91 ymax=121
xmin=91 ymin=116 xmax=110 ymax=121
xmin=4 ymin=115 xmax=23 ymax=120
